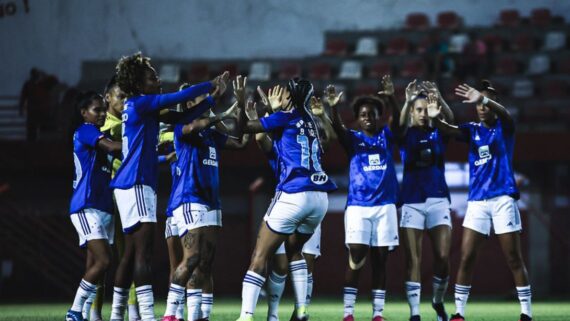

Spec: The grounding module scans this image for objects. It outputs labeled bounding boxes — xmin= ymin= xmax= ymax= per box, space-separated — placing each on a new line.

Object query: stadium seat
xmin=368 ymin=61 xmax=392 ymax=78
xmin=325 ymin=39 xmax=348 ymax=56
xmin=400 ymin=59 xmax=426 ymax=78
xmin=522 ymin=104 xmax=557 ymax=122
xmin=186 ymin=63 xmax=210 ymax=82
xmin=449 ymin=32 xmax=470 ymax=53
xmin=511 ymin=33 xmax=535 ymax=52
xmin=482 ymin=34 xmax=504 ymax=53
xmin=437 ymin=11 xmax=461 ymax=29
xmin=527 ymin=54 xmax=551 ymax=75
xmin=355 ymin=37 xmax=378 ymax=56
xmin=543 ymin=31 xmax=567 ymax=51
xmin=512 ymin=79 xmax=534 ymax=98
xmin=415 ymin=35 xmax=433 ymax=54
xmin=385 ymin=37 xmax=409 ymax=55
xmin=353 ymin=84 xmax=377 ymax=96
xmin=540 ymin=79 xmax=568 ymax=98
xmin=531 ymin=8 xmax=552 ymax=27
xmin=248 ymin=62 xmax=271 ymax=81
xmin=338 ymin=60 xmax=362 ymax=79
xmin=495 ymin=56 xmax=518 ymax=75
xmin=278 ymin=62 xmax=302 ymax=80
xmin=309 ymin=62 xmax=333 ymax=80
xmin=405 ymin=13 xmax=430 ymax=30
xmin=498 ymin=9 xmax=521 ymax=27
xmin=556 ymin=56 xmax=570 ymax=74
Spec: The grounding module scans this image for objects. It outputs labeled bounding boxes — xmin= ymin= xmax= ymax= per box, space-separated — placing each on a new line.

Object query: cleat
xmin=519 ymin=314 xmax=532 ymax=321
xmin=236 ymin=316 xmax=254 ymax=321
xmin=409 ymin=315 xmax=420 ymax=321
xmin=373 ymin=316 xmax=386 ymax=321
xmin=343 ymin=315 xmax=355 ymax=321
xmin=290 ymin=305 xmax=309 ymax=321
xmin=450 ymin=313 xmax=464 ymax=321
xmin=65 ymin=310 xmax=84 ymax=321
xmin=432 ymin=302 xmax=448 ymax=321
xmin=161 ymin=316 xmax=177 ymax=321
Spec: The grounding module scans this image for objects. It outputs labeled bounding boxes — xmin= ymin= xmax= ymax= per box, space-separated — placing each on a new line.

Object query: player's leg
xmin=200 ymin=272 xmax=214 ymax=321
xmin=284 ymin=231 xmax=313 ymax=320
xmin=111 ymin=233 xmax=135 ymax=321
xmin=370 ymin=246 xmax=389 ymax=321
xmin=82 ymin=250 xmax=97 ymax=320
xmin=131 ymin=223 xmax=157 ymax=321
xmin=302 ymin=223 xmax=322 ymax=307
xmin=401 ymin=227 xmax=423 ymax=320
xmin=267 ymin=247 xmax=288 ymax=321
xmin=165 ymin=218 xmax=185 ymax=321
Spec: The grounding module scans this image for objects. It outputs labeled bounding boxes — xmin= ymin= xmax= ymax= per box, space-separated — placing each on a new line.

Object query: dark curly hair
xmin=478 ymin=79 xmax=497 ymax=98
xmin=115 ymin=52 xmax=153 ymax=97
xmin=351 ymin=95 xmax=385 ymax=118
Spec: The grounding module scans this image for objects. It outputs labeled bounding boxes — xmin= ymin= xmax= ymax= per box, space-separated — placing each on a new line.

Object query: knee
xmin=434 ymin=250 xmax=450 ymax=265
xmin=99 ymin=255 xmax=111 ymax=271
xmin=185 ymin=254 xmax=201 ymax=271
xmin=505 ymin=253 xmax=524 ymax=271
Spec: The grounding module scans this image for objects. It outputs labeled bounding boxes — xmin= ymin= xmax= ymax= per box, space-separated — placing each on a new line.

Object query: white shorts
xmin=345 ymin=204 xmax=399 ymax=247
xmin=463 ymin=195 xmax=522 ymax=236
xmin=172 ymin=203 xmax=222 ymax=237
xmin=164 ymin=216 xmax=179 ymax=239
xmin=264 ymin=191 xmax=328 ymax=235
xmin=113 ymin=185 xmax=157 ymax=233
xmin=70 ymin=208 xmax=115 ymax=247
xmin=275 ymin=224 xmax=322 ymax=257
xmin=400 ymin=198 xmax=452 ymax=230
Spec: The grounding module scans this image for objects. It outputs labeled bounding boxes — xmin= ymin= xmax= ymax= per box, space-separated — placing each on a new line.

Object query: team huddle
xmin=66 ymin=52 xmax=532 ymax=321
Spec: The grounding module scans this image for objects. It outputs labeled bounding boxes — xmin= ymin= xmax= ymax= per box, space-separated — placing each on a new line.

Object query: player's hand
xmin=257 ymin=86 xmax=270 ymax=108
xmin=232 ymin=75 xmax=247 ymax=103
xmin=310 ymin=96 xmax=324 ymax=116
xmin=245 ymin=99 xmax=259 ymax=120
xmin=221 ymin=101 xmax=239 ymax=120
xmin=421 ymin=81 xmax=441 ymax=99
xmin=211 ymin=71 xmax=230 ymax=98
xmin=455 ymin=83 xmax=483 ymax=104
xmin=324 ymin=84 xmax=344 ymax=107
xmin=267 ymin=85 xmax=285 ymax=112
xmin=377 ymin=74 xmax=395 ymax=96
xmin=427 ymin=93 xmax=441 ymax=119
xmin=405 ymin=79 xmax=419 ymax=102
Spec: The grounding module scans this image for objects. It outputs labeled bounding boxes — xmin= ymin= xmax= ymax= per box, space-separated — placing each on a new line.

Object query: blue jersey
xmin=110 ymin=82 xmax=212 ymax=191
xmin=165 ymin=161 xmax=178 ymax=217
xmin=70 ymin=123 xmax=113 ymax=214
xmin=259 ymin=108 xmax=337 ymax=193
xmin=169 ymin=125 xmax=228 ymax=211
xmin=399 ymin=127 xmax=450 ymax=204
xmin=344 ymin=127 xmax=399 ymax=207
xmin=458 ymin=119 xmax=519 ymax=201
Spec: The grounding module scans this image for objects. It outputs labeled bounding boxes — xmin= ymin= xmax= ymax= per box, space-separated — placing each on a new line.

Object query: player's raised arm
xmin=455 ymin=83 xmax=514 ymax=130
xmin=180 ymin=101 xmax=239 ymax=137
xmin=423 ymin=81 xmax=454 ymax=123
xmin=246 ymin=99 xmax=273 ymax=153
xmin=310 ymin=96 xmax=336 ymax=151
xmin=242 ymin=86 xmax=292 ymax=134
xmin=377 ymin=74 xmax=401 ymax=136
xmin=325 ymin=84 xmax=350 ymax=148
xmin=399 ymin=79 xmax=419 ymax=136
xmin=427 ymin=93 xmax=463 ymax=138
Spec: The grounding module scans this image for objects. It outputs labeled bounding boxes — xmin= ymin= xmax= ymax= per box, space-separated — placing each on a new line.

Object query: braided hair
xmin=287 ymin=78 xmax=324 ymax=153
xmin=115 ymin=52 xmax=153 ymax=97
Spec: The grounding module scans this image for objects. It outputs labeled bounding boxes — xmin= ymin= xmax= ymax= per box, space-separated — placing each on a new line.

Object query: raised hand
xmin=405 ymin=79 xmax=419 ymax=102
xmin=221 ymin=101 xmax=239 ymax=120
xmin=310 ymin=96 xmax=324 ymax=116
xmin=427 ymin=93 xmax=441 ymax=119
xmin=378 ymin=74 xmax=395 ymax=96
xmin=455 ymin=83 xmax=483 ymax=103
xmin=232 ymin=75 xmax=247 ymax=103
xmin=267 ymin=85 xmax=285 ymax=112
xmin=212 ymin=71 xmax=230 ymax=97
xmin=256 ymin=86 xmax=270 ymax=108
xmin=324 ymin=84 xmax=344 ymax=107
xmin=245 ymin=100 xmax=259 ymax=120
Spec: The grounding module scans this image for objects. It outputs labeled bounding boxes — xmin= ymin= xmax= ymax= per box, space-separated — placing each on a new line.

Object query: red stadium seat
xmin=385 ymin=37 xmax=409 ymax=55
xmin=186 ymin=63 xmax=210 ymax=82
xmin=405 ymin=13 xmax=430 ymax=30
xmin=324 ymin=39 xmax=348 ymax=56
xmin=437 ymin=11 xmax=461 ymax=29
xmin=278 ymin=62 xmax=302 ymax=79
xmin=531 ymin=8 xmax=552 ymax=27
xmin=309 ymin=62 xmax=332 ymax=80
xmin=400 ymin=59 xmax=426 ymax=78
xmin=511 ymin=33 xmax=535 ymax=52
xmin=353 ymin=84 xmax=377 ymax=97
xmin=482 ymin=34 xmax=504 ymax=53
xmin=415 ymin=35 xmax=433 ymax=54
xmin=522 ymin=104 xmax=557 ymax=122
xmin=495 ymin=56 xmax=518 ymax=75
xmin=498 ymin=9 xmax=521 ymax=27
xmin=540 ymin=79 xmax=569 ymax=98
xmin=368 ymin=61 xmax=392 ymax=78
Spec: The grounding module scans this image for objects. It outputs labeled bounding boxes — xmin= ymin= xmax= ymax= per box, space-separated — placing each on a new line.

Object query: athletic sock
xmin=90 ymin=286 xmax=103 ymax=321
xmin=164 ymin=283 xmax=185 ymax=317
xmin=289 ymin=259 xmax=308 ymax=314
xmin=240 ymin=271 xmax=266 ymax=318
xmin=82 ymin=290 xmax=96 ymax=319
xmin=135 ymin=285 xmax=156 ymax=321
xmin=432 ymin=276 xmax=449 ymax=304
xmin=454 ymin=284 xmax=471 ymax=316
xmin=306 ymin=273 xmax=314 ymax=305
xmin=71 ymin=279 xmax=97 ymax=312
xmin=406 ymin=281 xmax=421 ymax=316
xmin=267 ymin=271 xmax=287 ymax=321
xmin=186 ymin=289 xmax=202 ymax=320
xmin=516 ymin=285 xmax=532 ymax=317
xmin=343 ymin=287 xmax=358 ymax=317
xmin=201 ymin=293 xmax=213 ymax=319
xmin=110 ymin=287 xmax=129 ymax=320
xmin=371 ymin=289 xmax=386 ymax=317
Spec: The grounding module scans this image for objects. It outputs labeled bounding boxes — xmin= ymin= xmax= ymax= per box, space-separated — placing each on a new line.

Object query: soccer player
xmin=161 ymin=76 xmax=248 ymax=321
xmin=252 ymin=87 xmax=333 ymax=321
xmin=398 ymin=80 xmax=455 ymax=321
xmin=327 ymin=76 xmax=400 ymax=321
xmin=236 ymin=78 xmax=337 ymax=321
xmin=427 ymin=81 xmax=532 ymax=321
xmin=109 ymin=52 xmax=229 ymax=321
xmin=66 ymin=92 xmax=122 ymax=321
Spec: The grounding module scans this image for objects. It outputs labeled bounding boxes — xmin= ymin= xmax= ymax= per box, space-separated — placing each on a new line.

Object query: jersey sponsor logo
xmin=101 ymin=165 xmax=111 ymax=174
xmin=311 ymin=172 xmax=328 ymax=185
xmin=363 ymin=154 xmax=386 ymax=171
xmin=474 ymin=145 xmax=492 ymax=166
xmin=203 ymin=146 xmax=219 ymax=166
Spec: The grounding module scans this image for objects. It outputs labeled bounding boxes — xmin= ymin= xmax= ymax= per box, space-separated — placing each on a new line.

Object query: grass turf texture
xmin=1 ymin=299 xmax=568 ymax=321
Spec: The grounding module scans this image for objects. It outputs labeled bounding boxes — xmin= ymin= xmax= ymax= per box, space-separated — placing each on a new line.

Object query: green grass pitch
xmin=1 ymin=299 xmax=569 ymax=321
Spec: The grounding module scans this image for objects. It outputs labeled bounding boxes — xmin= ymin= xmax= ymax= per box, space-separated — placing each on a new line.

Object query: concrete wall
xmin=2 ymin=0 xmax=570 ymax=95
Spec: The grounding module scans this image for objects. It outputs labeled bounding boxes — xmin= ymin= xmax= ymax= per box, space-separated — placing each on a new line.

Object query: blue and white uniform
xmin=399 ymin=127 xmax=452 ymax=230
xmin=164 ymin=160 xmax=179 ymax=239
xmin=260 ymin=108 xmax=336 ymax=235
xmin=70 ymin=123 xmax=115 ymax=247
xmin=458 ymin=119 xmax=521 ymax=235
xmin=342 ymin=127 xmax=399 ymax=247
xmin=110 ymin=82 xmax=212 ymax=232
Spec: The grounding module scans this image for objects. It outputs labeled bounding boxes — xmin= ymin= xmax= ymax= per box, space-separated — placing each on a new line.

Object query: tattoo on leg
xmin=183 ymin=232 xmax=197 ymax=249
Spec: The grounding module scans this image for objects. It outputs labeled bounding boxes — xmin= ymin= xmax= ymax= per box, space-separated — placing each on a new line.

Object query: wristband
xmin=481 ymin=96 xmax=489 ymax=105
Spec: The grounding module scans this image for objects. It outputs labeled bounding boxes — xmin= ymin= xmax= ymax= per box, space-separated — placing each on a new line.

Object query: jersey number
xmin=297 ymin=135 xmax=322 ymax=172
